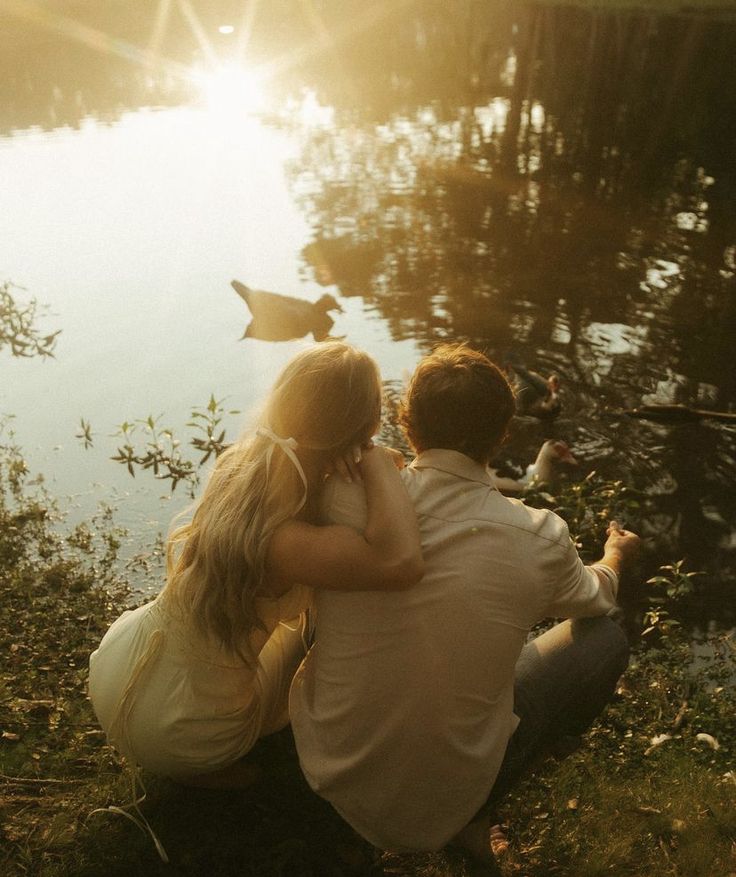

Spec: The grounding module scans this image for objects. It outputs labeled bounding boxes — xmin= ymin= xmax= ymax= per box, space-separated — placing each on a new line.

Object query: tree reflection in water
xmin=284 ymin=6 xmax=736 ymax=626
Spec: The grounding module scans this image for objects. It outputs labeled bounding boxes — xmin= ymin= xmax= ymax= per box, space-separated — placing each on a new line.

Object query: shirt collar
xmin=410 ymin=448 xmax=495 ymax=487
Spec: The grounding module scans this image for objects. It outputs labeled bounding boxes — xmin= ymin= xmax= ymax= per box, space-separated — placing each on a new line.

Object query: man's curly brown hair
xmin=399 ymin=343 xmax=515 ymax=463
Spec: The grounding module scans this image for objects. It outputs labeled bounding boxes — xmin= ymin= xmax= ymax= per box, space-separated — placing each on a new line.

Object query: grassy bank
xmin=1 ymin=441 xmax=734 ymax=876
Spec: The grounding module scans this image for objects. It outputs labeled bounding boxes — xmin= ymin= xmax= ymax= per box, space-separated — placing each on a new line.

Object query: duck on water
xmin=505 ymin=358 xmax=562 ymax=419
xmin=231 ymin=279 xmax=343 ymax=342
xmin=491 ymin=440 xmax=577 ymax=493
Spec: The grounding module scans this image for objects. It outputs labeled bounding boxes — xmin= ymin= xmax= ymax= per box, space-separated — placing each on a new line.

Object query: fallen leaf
xmin=645 ymin=733 xmax=673 ymax=755
xmin=695 ymin=733 xmax=720 ymax=751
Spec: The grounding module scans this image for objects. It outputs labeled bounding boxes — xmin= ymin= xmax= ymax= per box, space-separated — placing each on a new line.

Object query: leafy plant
xmin=0 ymin=281 xmax=60 ymax=359
xmin=523 ymin=470 xmax=641 ymax=563
xmin=111 ymin=415 xmax=197 ymax=492
xmin=642 ymin=560 xmax=703 ymax=638
xmin=107 ymin=396 xmax=237 ymax=495
xmin=187 ymin=393 xmax=231 ymax=464
xmin=75 ymin=418 xmax=94 ymax=450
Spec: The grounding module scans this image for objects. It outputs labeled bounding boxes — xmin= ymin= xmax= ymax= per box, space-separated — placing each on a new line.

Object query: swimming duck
xmin=231 ymin=279 xmax=343 ymax=342
xmin=506 ymin=360 xmax=562 ymax=419
xmin=492 ymin=440 xmax=577 ymax=493
xmin=520 ymin=440 xmax=576 ymax=485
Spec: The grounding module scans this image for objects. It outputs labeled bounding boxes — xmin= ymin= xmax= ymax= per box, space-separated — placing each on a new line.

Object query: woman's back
xmin=88 ymin=585 xmax=311 ymax=778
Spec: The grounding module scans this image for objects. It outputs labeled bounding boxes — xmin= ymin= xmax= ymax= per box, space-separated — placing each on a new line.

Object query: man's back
xmin=289 ymin=449 xmax=617 ymax=851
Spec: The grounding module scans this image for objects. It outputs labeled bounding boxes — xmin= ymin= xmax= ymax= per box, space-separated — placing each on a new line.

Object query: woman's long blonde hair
xmin=163 ymin=342 xmax=381 ymax=659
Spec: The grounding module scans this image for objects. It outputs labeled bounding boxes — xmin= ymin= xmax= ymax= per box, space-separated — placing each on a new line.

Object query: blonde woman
xmin=89 ymin=343 xmax=423 ymax=788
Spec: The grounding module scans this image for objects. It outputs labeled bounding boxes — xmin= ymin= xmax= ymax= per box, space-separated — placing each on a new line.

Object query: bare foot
xmin=490 ymin=823 xmax=509 ymax=856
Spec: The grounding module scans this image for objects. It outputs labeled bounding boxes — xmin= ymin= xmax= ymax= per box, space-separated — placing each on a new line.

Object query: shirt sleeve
xmin=544 ymin=521 xmax=619 ymax=619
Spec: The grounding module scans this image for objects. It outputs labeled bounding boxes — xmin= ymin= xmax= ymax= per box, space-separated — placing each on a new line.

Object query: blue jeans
xmin=487 ymin=615 xmax=630 ymax=807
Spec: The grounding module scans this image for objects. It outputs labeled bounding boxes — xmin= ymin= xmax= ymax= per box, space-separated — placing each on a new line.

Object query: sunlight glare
xmin=298 ymin=89 xmax=334 ymax=128
xmin=192 ymin=64 xmax=266 ymax=115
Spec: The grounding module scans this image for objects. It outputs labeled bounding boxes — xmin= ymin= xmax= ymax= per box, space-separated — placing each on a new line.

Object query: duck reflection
xmin=231 ymin=279 xmax=343 ymax=342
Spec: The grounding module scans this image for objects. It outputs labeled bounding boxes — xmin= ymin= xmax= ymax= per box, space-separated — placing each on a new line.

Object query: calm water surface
xmin=2 ymin=2 xmax=735 ymax=625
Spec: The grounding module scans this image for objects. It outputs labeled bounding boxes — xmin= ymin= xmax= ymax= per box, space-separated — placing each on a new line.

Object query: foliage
xmin=75 ymin=418 xmax=93 ymax=450
xmin=0 ymin=437 xmax=129 ymax=873
xmin=491 ymin=542 xmax=735 ymax=877
xmin=0 ymin=282 xmax=60 ymax=359
xmin=522 ymin=469 xmax=642 ymax=562
xmin=86 ymin=386 xmax=413 ymax=497
xmin=4 ymin=417 xmax=734 ymax=875
xmin=497 ymin=615 xmax=736 ymax=877
xmin=377 ymin=382 xmax=412 ymax=457
xmin=642 ymin=560 xmax=703 ymax=639
xmin=97 ymin=395 xmax=235 ymax=495
xmin=110 ymin=415 xmax=197 ymax=493
xmin=0 ymin=433 xmax=381 ymax=876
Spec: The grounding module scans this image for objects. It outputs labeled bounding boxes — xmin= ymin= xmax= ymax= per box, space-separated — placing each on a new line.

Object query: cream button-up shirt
xmin=289 ymin=449 xmax=618 ymax=851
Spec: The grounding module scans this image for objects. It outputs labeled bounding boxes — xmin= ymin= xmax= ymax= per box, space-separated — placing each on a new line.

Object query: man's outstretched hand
xmin=602 ymin=520 xmax=641 ymax=573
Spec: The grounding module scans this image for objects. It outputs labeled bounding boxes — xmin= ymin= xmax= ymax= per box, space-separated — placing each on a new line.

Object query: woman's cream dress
xmin=88 ymin=585 xmax=311 ymax=778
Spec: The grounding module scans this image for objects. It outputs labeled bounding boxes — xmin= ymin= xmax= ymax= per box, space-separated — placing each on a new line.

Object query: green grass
xmin=1 ymin=440 xmax=734 ymax=876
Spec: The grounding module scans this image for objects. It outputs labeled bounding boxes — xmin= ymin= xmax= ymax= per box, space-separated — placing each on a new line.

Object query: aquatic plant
xmin=0 ymin=282 xmax=60 ymax=360
xmin=80 ymin=395 xmax=235 ymax=495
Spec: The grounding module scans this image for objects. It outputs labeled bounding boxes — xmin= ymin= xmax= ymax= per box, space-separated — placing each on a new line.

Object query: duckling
xmin=506 ymin=360 xmax=562 ymax=419
xmin=231 ymin=279 xmax=343 ymax=342
xmin=491 ymin=440 xmax=577 ymax=493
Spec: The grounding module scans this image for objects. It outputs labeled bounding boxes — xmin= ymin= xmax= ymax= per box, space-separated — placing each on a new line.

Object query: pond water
xmin=2 ymin=1 xmax=735 ymax=626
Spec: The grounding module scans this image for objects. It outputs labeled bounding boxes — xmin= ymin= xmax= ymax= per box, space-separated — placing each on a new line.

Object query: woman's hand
xmin=359 ymin=444 xmax=406 ymax=473
xmin=268 ymin=442 xmax=423 ymax=593
xmin=328 ymin=440 xmax=374 ymax=484
xmin=328 ymin=442 xmax=405 ymax=482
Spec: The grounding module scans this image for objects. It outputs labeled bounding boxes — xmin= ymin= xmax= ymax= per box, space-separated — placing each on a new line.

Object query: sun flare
xmin=191 ymin=63 xmax=266 ymax=115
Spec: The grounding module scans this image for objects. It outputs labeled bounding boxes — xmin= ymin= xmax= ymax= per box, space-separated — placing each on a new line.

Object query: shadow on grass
xmin=77 ymin=729 xmax=381 ymax=877
xmin=76 ymin=728 xmax=483 ymax=877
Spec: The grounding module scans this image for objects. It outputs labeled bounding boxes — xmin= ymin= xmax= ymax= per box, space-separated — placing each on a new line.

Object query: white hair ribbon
xmin=256 ymin=426 xmax=308 ymax=514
